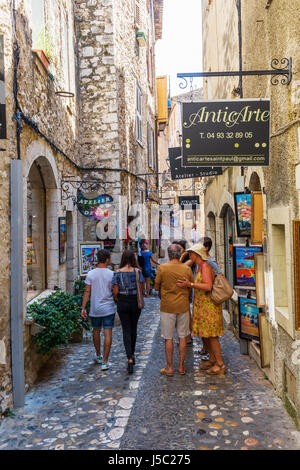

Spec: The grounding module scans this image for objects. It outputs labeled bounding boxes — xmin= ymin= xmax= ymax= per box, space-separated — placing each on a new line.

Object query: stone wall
xmin=0 ymin=0 xmax=81 ymax=411
xmin=202 ymin=0 xmax=300 ymax=424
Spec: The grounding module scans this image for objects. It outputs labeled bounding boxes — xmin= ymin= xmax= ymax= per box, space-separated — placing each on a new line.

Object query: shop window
xmin=136 ymin=83 xmax=143 ymax=145
xmin=272 ymin=224 xmax=288 ymax=311
xmin=27 ymin=162 xmax=46 ymax=302
xmin=31 ymin=0 xmax=45 ymax=49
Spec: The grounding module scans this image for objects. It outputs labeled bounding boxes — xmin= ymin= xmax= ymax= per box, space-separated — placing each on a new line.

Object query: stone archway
xmin=25 ymin=142 xmax=60 ymax=301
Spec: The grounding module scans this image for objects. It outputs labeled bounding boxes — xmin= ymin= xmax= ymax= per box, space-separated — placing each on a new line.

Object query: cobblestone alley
xmin=0 ymin=297 xmax=299 ymax=451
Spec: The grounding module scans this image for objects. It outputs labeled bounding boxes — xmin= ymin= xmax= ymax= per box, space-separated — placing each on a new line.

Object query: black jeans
xmin=117 ymin=294 xmax=141 ymax=360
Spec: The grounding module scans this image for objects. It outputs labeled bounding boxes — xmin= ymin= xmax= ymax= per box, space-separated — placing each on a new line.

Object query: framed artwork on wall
xmin=293 ymin=220 xmax=300 ymax=331
xmin=251 ymin=191 xmax=263 ymax=245
xmin=234 ymin=192 xmax=252 ymax=237
xmin=79 ymin=241 xmax=104 ymax=276
xmin=254 ymin=252 xmax=265 ymax=308
xmin=59 ymin=217 xmax=67 ymax=264
xmin=238 ymin=296 xmax=260 ymax=341
xmin=233 ymin=245 xmax=263 ymax=288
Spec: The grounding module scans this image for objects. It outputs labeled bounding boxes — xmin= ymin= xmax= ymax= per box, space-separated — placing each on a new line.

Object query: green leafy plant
xmin=27 ymin=290 xmax=90 ymax=354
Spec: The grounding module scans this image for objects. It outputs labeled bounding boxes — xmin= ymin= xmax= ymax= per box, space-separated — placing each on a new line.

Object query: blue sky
xmin=155 ymin=0 xmax=203 ymax=97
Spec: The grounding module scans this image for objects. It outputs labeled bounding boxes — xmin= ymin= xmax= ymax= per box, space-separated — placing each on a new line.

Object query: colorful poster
xmin=59 ymin=217 xmax=67 ymax=264
xmin=27 ymin=238 xmax=37 ymax=265
xmin=234 ymin=192 xmax=252 ymax=237
xmin=239 ymin=297 xmax=260 ymax=340
xmin=79 ymin=242 xmax=104 ymax=276
xmin=234 ymin=246 xmax=262 ymax=287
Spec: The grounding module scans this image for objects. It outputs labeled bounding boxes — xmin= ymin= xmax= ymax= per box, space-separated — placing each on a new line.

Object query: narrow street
xmin=0 ymin=297 xmax=299 ymax=451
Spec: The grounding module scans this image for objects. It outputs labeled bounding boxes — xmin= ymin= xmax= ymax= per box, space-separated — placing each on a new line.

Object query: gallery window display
xmin=27 ymin=162 xmax=46 ymax=301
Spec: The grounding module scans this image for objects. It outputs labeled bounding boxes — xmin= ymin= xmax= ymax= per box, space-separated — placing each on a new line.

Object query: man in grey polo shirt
xmin=81 ymin=249 xmax=116 ymax=370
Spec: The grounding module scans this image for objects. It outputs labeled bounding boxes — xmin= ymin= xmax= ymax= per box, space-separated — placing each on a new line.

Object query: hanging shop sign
xmin=77 ymin=192 xmax=113 ymax=220
xmin=169 ymin=147 xmax=222 ymax=180
xmin=182 ymin=99 xmax=270 ymax=167
xmin=0 ymin=35 xmax=6 ymax=140
xmin=238 ymin=296 xmax=260 ymax=341
xmin=178 ymin=195 xmax=200 ymax=210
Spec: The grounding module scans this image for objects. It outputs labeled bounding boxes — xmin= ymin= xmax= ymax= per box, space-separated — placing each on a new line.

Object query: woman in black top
xmin=112 ymin=251 xmax=145 ymax=374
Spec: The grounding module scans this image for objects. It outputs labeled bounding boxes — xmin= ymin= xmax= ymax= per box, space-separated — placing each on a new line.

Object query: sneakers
xmin=101 ymin=362 xmax=110 ymax=371
xmin=94 ymin=354 xmax=103 ymax=364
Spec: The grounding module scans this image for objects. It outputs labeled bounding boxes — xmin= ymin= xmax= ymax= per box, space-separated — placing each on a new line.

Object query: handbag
xmin=135 ymin=269 xmax=145 ymax=310
xmin=209 ymin=273 xmax=234 ymax=305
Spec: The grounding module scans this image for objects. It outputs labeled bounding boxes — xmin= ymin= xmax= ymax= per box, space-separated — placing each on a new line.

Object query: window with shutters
xmin=136 ymin=84 xmax=143 ymax=145
xmin=135 ymin=0 xmax=141 ymax=27
xmin=147 ymin=122 xmax=156 ymax=170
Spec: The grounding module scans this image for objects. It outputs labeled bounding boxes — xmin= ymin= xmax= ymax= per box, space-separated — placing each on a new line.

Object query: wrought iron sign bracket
xmin=177 ymin=57 xmax=292 ymax=89
xmin=61 ymin=179 xmax=120 ymax=206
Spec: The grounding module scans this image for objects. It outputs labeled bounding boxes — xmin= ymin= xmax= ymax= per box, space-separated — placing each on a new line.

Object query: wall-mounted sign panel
xmin=178 ymin=195 xmax=200 ymax=210
xmin=169 ymin=147 xmax=222 ymax=180
xmin=0 ymin=35 xmax=6 ymax=140
xmin=77 ymin=192 xmax=114 ymax=220
xmin=182 ymin=99 xmax=270 ymax=167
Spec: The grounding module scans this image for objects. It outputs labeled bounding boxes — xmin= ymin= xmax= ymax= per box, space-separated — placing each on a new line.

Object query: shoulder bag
xmin=135 ymin=269 xmax=145 ymax=310
xmin=209 ymin=272 xmax=234 ymax=305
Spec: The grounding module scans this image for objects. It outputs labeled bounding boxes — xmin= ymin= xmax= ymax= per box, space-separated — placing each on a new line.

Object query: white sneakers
xmin=94 ymin=354 xmax=111 ymax=370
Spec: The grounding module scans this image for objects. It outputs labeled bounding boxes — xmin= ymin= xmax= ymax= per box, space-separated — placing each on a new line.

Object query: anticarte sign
xmin=77 ymin=192 xmax=114 ymax=220
xmin=169 ymin=147 xmax=222 ymax=180
xmin=0 ymin=35 xmax=6 ymax=140
xmin=182 ymin=99 xmax=270 ymax=167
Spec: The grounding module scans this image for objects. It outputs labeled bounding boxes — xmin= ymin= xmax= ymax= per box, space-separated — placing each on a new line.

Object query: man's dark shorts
xmin=90 ymin=314 xmax=115 ymax=329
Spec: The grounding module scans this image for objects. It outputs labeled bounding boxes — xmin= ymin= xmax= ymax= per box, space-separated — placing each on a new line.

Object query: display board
xmin=251 ymin=191 xmax=263 ymax=244
xmin=233 ymin=245 xmax=263 ymax=288
xmin=238 ymin=296 xmax=260 ymax=341
xmin=59 ymin=217 xmax=67 ymax=265
xmin=234 ymin=192 xmax=251 ymax=237
xmin=79 ymin=241 xmax=104 ymax=276
xmin=182 ymin=99 xmax=270 ymax=167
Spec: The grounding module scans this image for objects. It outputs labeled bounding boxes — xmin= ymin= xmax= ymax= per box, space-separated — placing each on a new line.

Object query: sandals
xmin=160 ymin=368 xmax=173 ymax=377
xmin=199 ymin=360 xmax=215 ymax=371
xmin=178 ymin=368 xmax=186 ymax=375
xmin=206 ymin=364 xmax=226 ymax=376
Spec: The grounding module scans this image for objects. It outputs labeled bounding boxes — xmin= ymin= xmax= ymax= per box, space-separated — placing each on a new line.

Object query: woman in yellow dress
xmin=177 ymin=243 xmax=226 ymax=375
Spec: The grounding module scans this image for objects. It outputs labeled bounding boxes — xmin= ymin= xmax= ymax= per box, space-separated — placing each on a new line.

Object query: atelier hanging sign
xmin=77 ymin=192 xmax=114 ymax=220
xmin=0 ymin=36 xmax=6 ymax=140
xmin=169 ymin=147 xmax=222 ymax=180
xmin=178 ymin=195 xmax=200 ymax=210
xmin=182 ymin=99 xmax=270 ymax=167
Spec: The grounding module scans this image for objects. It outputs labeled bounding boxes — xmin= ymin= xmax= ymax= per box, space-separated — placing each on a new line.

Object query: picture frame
xmin=238 ymin=296 xmax=260 ymax=341
xmin=79 ymin=241 xmax=104 ymax=276
xmin=59 ymin=217 xmax=67 ymax=265
xmin=293 ymin=220 xmax=300 ymax=331
xmin=251 ymin=191 xmax=263 ymax=245
xmin=233 ymin=245 xmax=263 ymax=288
xmin=254 ymin=252 xmax=265 ymax=308
xmin=234 ymin=192 xmax=252 ymax=237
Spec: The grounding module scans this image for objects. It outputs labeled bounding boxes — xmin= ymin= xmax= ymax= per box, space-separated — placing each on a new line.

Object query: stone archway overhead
xmin=205 ymin=198 xmax=217 ymax=218
xmin=217 ymin=190 xmax=235 ymax=218
xmin=246 ymin=168 xmax=264 ymax=192
xmin=25 ymin=140 xmax=59 ymax=189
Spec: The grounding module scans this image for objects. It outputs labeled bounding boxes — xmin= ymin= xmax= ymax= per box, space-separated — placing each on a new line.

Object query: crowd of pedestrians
xmin=81 ymin=236 xmax=226 ymax=376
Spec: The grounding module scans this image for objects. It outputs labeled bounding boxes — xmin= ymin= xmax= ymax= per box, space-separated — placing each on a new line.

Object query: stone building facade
xmin=201 ymin=0 xmax=300 ymax=424
xmin=0 ymin=0 xmax=163 ymax=413
xmin=75 ymin=0 xmax=162 ymax=257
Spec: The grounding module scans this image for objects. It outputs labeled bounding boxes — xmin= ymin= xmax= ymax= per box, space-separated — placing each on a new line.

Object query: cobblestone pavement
xmin=0 ymin=297 xmax=300 ymax=450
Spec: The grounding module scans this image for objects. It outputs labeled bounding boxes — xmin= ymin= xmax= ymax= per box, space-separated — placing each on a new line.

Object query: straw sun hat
xmin=187 ymin=243 xmax=210 ymax=261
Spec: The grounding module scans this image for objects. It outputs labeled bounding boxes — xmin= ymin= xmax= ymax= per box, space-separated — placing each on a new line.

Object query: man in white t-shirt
xmin=81 ymin=249 xmax=116 ymax=370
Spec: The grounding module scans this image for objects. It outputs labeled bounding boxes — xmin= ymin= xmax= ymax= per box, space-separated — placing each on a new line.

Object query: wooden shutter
xmin=135 ymin=0 xmax=141 ymax=27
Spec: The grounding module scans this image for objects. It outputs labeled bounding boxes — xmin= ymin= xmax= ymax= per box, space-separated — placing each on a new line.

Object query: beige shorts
xmin=160 ymin=311 xmax=190 ymax=340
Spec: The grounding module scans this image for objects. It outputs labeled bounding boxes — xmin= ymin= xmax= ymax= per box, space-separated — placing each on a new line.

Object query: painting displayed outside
xmin=79 ymin=242 xmax=104 ymax=276
xmin=59 ymin=217 xmax=67 ymax=265
xmin=234 ymin=192 xmax=252 ymax=237
xmin=234 ymin=246 xmax=263 ymax=287
xmin=239 ymin=297 xmax=260 ymax=340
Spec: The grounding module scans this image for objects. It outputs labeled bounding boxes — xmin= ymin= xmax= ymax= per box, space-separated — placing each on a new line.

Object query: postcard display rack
xmin=233 ymin=191 xmax=267 ymax=364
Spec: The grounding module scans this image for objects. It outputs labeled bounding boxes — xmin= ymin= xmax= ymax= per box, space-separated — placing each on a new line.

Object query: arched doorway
xmin=221 ymin=204 xmax=235 ymax=290
xmin=207 ymin=211 xmax=217 ymax=259
xmin=26 ymin=155 xmax=58 ymax=301
xmin=249 ymin=171 xmax=262 ymax=191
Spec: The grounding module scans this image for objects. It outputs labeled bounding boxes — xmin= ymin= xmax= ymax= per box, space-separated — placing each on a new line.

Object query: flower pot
xmin=32 ymin=49 xmax=50 ymax=71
